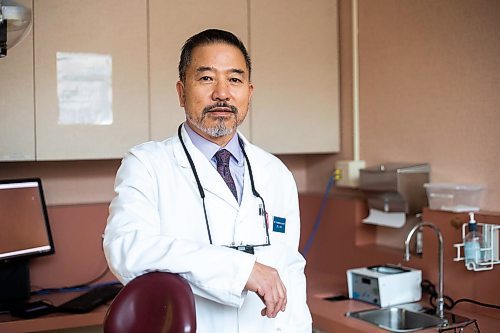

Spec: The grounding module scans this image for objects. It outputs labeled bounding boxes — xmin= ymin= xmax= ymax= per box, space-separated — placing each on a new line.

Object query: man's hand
xmin=244 ymin=262 xmax=287 ymax=318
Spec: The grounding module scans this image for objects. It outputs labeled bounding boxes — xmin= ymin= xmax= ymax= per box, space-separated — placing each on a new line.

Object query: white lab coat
xmin=103 ymin=126 xmax=312 ymax=333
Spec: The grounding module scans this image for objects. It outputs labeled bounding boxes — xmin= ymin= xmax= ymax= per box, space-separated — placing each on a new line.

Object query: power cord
xmin=421 ymin=280 xmax=454 ymax=310
xmin=31 ymin=266 xmax=118 ymax=296
xmin=421 ymin=279 xmax=500 ymax=311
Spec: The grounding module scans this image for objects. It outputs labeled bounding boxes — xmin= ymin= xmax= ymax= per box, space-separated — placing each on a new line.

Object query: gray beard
xmin=187 ymin=114 xmax=237 ymax=138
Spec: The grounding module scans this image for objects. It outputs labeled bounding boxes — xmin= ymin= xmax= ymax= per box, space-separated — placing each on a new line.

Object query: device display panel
xmin=0 ymin=178 xmax=55 ymax=262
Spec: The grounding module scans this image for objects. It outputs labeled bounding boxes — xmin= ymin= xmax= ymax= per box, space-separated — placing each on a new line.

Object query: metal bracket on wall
xmin=453 ymin=223 xmax=500 ymax=271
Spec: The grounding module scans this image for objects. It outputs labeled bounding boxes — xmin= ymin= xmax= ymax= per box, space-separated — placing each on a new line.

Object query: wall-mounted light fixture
xmin=0 ymin=0 xmax=32 ymax=58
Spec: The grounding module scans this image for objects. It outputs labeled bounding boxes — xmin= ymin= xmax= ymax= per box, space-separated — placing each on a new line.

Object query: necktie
xmin=214 ymin=149 xmax=238 ymax=200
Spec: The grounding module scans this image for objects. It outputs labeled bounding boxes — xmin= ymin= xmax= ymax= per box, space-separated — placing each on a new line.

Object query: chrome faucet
xmin=404 ymin=221 xmax=445 ymax=319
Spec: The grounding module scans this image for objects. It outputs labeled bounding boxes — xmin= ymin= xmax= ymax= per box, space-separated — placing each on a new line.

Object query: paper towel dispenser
xmin=359 ymin=163 xmax=430 ymax=227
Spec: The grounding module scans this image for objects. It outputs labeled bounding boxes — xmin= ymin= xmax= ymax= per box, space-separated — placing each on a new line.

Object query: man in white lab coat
xmin=103 ymin=29 xmax=312 ymax=332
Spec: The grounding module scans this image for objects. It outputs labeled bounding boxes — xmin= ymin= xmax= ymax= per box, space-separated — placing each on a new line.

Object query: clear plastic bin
xmin=424 ymin=183 xmax=485 ymax=212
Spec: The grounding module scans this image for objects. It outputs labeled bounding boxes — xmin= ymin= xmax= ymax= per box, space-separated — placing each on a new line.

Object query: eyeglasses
xmin=226 ymin=198 xmax=270 ymax=254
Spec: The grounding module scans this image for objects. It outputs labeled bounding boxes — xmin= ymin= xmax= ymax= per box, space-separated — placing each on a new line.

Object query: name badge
xmin=273 ymin=216 xmax=286 ymax=233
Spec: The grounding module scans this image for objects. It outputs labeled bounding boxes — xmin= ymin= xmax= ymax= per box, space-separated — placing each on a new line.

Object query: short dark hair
xmin=178 ymin=29 xmax=252 ymax=83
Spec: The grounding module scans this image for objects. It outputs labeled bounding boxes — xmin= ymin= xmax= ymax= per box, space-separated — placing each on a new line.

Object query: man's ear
xmin=176 ymin=80 xmax=185 ymax=107
xmin=249 ymin=82 xmax=254 ymax=100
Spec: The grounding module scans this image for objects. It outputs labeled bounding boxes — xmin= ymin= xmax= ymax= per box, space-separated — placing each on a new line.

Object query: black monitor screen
xmin=0 ymin=178 xmax=55 ymax=262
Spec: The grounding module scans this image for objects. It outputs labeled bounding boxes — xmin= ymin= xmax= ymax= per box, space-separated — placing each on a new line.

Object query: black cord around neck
xmin=178 ymin=123 xmax=259 ymax=200
xmin=178 ymin=124 xmax=212 ymax=244
xmin=177 ymin=123 xmax=269 ymax=247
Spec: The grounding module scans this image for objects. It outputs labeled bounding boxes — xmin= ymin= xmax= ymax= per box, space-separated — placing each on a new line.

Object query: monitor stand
xmin=0 ymin=259 xmax=30 ymax=312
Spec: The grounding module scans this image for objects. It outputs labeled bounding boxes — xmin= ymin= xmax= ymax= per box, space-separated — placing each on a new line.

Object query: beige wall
xmin=0 ymin=161 xmax=119 ymax=205
xmin=357 ymin=0 xmax=500 ymax=212
xmin=1 ymin=0 xmax=499 ymax=213
xmin=305 ymin=0 xmax=500 ymax=214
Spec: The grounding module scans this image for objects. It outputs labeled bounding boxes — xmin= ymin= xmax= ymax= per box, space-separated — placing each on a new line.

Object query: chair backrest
xmin=103 ymin=272 xmax=196 ymax=333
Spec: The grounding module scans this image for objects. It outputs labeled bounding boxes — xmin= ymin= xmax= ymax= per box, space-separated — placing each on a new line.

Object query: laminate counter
xmin=0 ymin=290 xmax=108 ymax=333
xmin=307 ymin=269 xmax=499 ymax=333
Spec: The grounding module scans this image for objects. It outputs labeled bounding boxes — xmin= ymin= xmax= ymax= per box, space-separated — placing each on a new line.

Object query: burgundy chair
xmin=103 ymin=272 xmax=196 ymax=333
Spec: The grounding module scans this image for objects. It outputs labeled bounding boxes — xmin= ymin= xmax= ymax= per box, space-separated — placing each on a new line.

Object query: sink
xmin=346 ymin=306 xmax=445 ymax=332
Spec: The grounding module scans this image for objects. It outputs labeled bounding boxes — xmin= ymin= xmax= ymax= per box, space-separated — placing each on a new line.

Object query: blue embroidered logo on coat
xmin=273 ymin=216 xmax=286 ymax=233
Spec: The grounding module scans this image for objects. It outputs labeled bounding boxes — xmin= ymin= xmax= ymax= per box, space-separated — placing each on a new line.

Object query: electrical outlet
xmin=335 ymin=160 xmax=366 ymax=187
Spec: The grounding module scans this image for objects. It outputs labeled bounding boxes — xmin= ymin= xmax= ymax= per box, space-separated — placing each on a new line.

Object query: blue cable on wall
xmin=301 ymin=175 xmax=336 ymax=258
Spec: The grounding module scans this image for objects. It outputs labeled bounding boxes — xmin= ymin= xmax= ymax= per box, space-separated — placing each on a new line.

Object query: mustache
xmin=203 ymin=102 xmax=238 ymax=115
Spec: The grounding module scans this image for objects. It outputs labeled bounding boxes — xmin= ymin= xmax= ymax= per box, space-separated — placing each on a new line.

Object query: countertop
xmin=0 ymin=290 xmax=108 ymax=333
xmin=307 ymin=269 xmax=499 ymax=333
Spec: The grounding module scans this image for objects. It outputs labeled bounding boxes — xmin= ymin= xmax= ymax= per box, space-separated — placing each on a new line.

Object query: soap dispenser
xmin=464 ymin=212 xmax=483 ymax=269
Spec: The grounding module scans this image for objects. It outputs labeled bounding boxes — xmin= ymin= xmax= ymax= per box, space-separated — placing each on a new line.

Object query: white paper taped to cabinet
xmin=363 ymin=208 xmax=406 ymax=228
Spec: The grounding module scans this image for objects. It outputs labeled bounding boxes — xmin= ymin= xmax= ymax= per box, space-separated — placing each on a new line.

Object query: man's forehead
xmin=189 ymin=43 xmax=247 ymax=70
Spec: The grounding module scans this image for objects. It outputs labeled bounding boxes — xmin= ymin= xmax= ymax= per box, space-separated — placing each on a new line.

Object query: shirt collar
xmin=183 ymin=123 xmax=243 ymax=166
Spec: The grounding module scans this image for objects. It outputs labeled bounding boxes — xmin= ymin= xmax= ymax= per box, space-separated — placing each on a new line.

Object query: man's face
xmin=176 ymin=43 xmax=253 ymax=145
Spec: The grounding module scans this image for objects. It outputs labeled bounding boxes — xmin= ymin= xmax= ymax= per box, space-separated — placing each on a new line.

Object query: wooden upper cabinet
xmin=250 ymin=0 xmax=340 ymax=154
xmin=149 ymin=0 xmax=249 ymax=141
xmin=34 ymin=0 xmax=149 ymax=160
xmin=1 ymin=0 xmax=339 ymax=161
xmin=0 ymin=0 xmax=35 ymax=161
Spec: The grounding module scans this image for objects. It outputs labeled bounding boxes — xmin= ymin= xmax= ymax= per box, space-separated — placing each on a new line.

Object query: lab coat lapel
xmin=238 ymin=159 xmax=256 ymax=217
xmin=237 ymin=132 xmax=272 ymax=193
xmin=239 ymin=133 xmax=276 ymax=206
xmin=237 ymin=132 xmax=272 ymax=212
xmin=173 ymin=126 xmax=239 ymax=210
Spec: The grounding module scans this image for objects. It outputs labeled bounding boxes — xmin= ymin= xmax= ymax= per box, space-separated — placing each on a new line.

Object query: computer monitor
xmin=0 ymin=178 xmax=55 ymax=308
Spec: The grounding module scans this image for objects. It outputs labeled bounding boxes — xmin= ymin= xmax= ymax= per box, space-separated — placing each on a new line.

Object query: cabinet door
xmin=149 ymin=0 xmax=249 ymax=141
xmin=34 ymin=0 xmax=149 ymax=160
xmin=250 ymin=0 xmax=340 ymax=154
xmin=0 ymin=0 xmax=35 ymax=161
